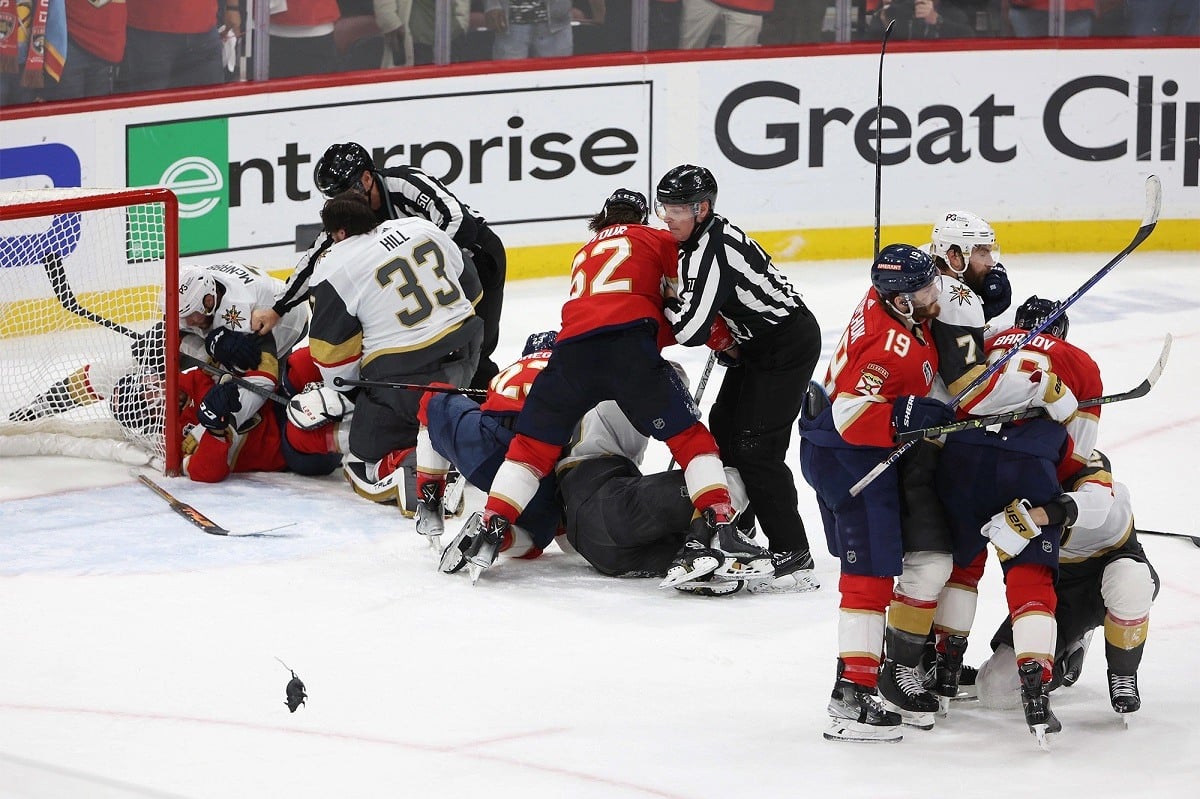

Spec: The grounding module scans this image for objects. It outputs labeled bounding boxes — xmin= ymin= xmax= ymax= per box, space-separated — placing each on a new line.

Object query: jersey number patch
xmin=375 ymin=239 xmax=461 ymax=327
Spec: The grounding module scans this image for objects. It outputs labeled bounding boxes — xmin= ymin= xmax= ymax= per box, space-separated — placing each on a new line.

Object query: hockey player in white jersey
xmin=175 ymin=261 xmax=310 ymax=434
xmin=311 ymin=191 xmax=483 ymax=509
xmin=929 ymin=210 xmax=1011 ymax=321
xmin=978 ymin=449 xmax=1158 ymax=723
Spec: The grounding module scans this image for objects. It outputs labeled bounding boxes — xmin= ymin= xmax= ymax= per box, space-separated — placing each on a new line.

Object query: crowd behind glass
xmin=0 ymin=0 xmax=1194 ymax=107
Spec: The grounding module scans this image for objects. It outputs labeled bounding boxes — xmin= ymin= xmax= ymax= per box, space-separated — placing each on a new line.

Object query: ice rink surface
xmin=1 ymin=251 xmax=1198 ymax=797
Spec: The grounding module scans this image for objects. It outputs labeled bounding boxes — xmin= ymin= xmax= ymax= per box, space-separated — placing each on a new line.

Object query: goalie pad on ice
xmin=287 ymin=385 xmax=352 ymax=431
xmin=343 ymin=454 xmax=418 ymax=516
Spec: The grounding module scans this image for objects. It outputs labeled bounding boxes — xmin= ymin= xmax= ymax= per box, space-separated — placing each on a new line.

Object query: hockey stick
xmin=1138 ymin=529 xmax=1200 ymax=548
xmin=137 ymin=474 xmax=291 ymax=537
xmin=895 ymin=333 xmax=1173 ymax=442
xmin=849 ymin=174 xmax=1163 ymax=498
xmin=43 ymin=252 xmax=289 ymax=406
xmin=332 ymin=376 xmax=488 ymax=400
xmin=873 ymin=20 xmax=895 ymax=260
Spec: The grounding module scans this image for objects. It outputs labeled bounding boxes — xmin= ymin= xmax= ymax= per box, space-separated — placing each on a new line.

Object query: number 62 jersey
xmin=309 ymin=217 xmax=483 ymax=385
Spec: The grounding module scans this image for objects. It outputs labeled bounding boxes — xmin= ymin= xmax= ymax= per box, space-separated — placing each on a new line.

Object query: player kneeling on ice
xmin=113 ymin=347 xmax=346 ymax=482
xmin=417 ymin=330 xmax=562 ymax=558
xmin=309 ymin=191 xmax=484 ymax=516
xmin=977 ymin=449 xmax=1158 ymax=727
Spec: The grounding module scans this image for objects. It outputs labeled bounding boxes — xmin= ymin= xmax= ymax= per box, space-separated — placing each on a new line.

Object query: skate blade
xmin=713 ymin=556 xmax=773 ymax=580
xmin=1120 ymin=713 xmax=1132 ymax=729
xmin=422 ymin=533 xmax=442 ymax=552
xmin=658 ymin=557 xmax=721 ymax=589
xmin=467 ymin=561 xmax=491 ymax=585
xmin=881 ymin=701 xmax=935 ymax=731
xmin=674 ymin=580 xmax=745 ymax=597
xmin=823 ymin=719 xmax=903 ymax=743
xmin=747 ymin=571 xmax=821 ymax=594
xmin=936 ymin=696 xmax=950 ymax=717
xmin=1030 ymin=724 xmax=1053 ymax=752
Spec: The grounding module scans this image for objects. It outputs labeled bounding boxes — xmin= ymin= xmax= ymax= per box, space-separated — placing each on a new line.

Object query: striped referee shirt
xmin=669 ymin=214 xmax=804 ymax=346
xmin=273 ymin=166 xmax=487 ymax=317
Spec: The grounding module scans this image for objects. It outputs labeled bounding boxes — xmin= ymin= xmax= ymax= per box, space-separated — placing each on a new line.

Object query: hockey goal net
xmin=0 ymin=188 xmax=181 ymax=473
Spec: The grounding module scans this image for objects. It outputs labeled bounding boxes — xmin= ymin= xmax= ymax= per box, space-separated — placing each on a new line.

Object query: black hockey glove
xmin=131 ymin=322 xmax=167 ymax=376
xmin=205 ymin=328 xmax=262 ymax=372
xmin=198 ymin=380 xmax=242 ymax=433
xmin=892 ymin=395 xmax=954 ymax=440
xmin=979 ymin=263 xmax=1012 ymax=321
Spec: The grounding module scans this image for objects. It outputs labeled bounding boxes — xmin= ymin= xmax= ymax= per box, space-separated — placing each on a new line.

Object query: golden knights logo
xmin=222 ymin=306 xmax=246 ymax=329
xmin=948 ymin=283 xmax=975 ymax=306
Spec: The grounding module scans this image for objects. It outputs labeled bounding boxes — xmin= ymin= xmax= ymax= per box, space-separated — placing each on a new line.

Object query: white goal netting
xmin=0 ymin=188 xmax=180 ymax=472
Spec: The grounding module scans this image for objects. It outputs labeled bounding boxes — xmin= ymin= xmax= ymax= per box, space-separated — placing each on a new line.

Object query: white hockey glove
xmin=287 ymin=385 xmax=352 ymax=430
xmin=1030 ymin=370 xmax=1078 ymax=423
xmin=981 ymin=499 xmax=1041 ymax=561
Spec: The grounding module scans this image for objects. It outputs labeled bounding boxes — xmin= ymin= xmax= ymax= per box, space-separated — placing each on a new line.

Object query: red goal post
xmin=0 ymin=187 xmax=182 ymax=474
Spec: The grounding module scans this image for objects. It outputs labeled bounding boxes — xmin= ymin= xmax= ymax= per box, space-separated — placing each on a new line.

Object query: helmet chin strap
xmin=888 ymin=295 xmax=919 ymax=329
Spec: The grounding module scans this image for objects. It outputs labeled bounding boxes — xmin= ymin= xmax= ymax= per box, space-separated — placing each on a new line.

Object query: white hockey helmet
xmin=177 ymin=265 xmax=217 ymax=318
xmin=931 ymin=211 xmax=996 ymax=263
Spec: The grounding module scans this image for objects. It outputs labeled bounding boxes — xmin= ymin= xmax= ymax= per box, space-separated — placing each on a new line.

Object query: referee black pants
xmin=708 ymin=305 xmax=822 ymax=554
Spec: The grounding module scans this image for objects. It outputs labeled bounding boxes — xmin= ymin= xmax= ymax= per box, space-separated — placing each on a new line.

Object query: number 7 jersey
xmin=309 ymin=217 xmax=481 ymax=382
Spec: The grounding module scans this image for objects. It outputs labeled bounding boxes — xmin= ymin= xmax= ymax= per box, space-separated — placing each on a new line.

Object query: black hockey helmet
xmin=656 ymin=164 xmax=718 ymax=207
xmin=1015 ymin=295 xmax=1069 ymax=339
xmin=522 ymin=330 xmax=558 ymax=356
xmin=871 ymin=243 xmax=939 ymax=301
xmin=110 ymin=371 xmax=165 ymax=439
xmin=603 ymin=188 xmax=648 ymax=224
xmin=314 ymin=142 xmax=374 ymax=198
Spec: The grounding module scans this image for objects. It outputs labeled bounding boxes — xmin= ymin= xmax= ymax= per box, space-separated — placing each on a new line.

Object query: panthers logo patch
xmin=221 ymin=306 xmax=246 ymax=329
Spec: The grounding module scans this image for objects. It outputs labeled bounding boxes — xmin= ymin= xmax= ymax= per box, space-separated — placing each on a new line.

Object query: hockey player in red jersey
xmin=418 ymin=330 xmax=562 ymax=559
xmin=444 ymin=188 xmax=771 ymax=585
xmin=111 ymin=347 xmax=345 ymax=483
xmin=799 ymin=243 xmax=956 ymax=743
xmin=933 ymin=295 xmax=1091 ymax=745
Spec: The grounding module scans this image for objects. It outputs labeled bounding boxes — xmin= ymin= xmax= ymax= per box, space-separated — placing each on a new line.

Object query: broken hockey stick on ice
xmin=42 ymin=252 xmax=287 ymax=406
xmin=1138 ymin=529 xmax=1200 ymax=548
xmin=848 ymin=174 xmax=1163 ymax=498
xmin=895 ymin=333 xmax=1173 ymax=442
xmin=332 ymin=376 xmax=488 ymax=400
xmin=136 ymin=474 xmax=293 ymax=537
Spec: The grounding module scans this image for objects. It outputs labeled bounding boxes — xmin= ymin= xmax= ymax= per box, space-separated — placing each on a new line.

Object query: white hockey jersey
xmin=308 ymin=217 xmax=479 ymax=386
xmin=179 ymin=262 xmax=309 ymax=427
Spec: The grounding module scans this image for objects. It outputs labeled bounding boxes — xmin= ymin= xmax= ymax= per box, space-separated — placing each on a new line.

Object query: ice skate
xmin=708 ymin=510 xmax=773 ymax=580
xmin=465 ymin=514 xmax=510 ymax=584
xmin=933 ymin=635 xmax=974 ymax=712
xmin=1108 ymin=670 xmax=1140 ymax=726
xmin=658 ymin=537 xmax=723 ymax=589
xmin=414 ymin=484 xmax=445 ymax=551
xmin=438 ymin=512 xmax=480 ymax=574
xmin=747 ymin=549 xmax=820 ymax=594
xmin=878 ymin=658 xmax=939 ymax=730
xmin=1018 ymin=660 xmax=1061 ymax=750
xmin=1057 ymin=629 xmax=1093 ymax=689
xmin=825 ymin=678 xmax=903 ymax=743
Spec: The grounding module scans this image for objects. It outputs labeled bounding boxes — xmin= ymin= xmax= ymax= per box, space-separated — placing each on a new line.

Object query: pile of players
xmin=8 ymin=144 xmax=1157 ymax=749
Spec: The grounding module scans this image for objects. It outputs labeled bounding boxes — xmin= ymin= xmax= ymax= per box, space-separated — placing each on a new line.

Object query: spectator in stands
xmin=270 ymin=0 xmax=341 ymax=78
xmin=678 ymin=0 xmax=771 ymax=48
xmin=410 ymin=0 xmax=471 ymax=64
xmin=1006 ymin=0 xmax=1096 ymax=36
xmin=759 ymin=0 xmax=830 ymax=44
xmin=0 ymin=0 xmax=67 ymax=105
xmin=122 ymin=1 xmax=234 ymax=93
xmin=369 ymin=0 xmax=410 ymax=67
xmin=41 ymin=0 xmax=126 ymax=102
xmin=866 ymin=0 xmax=975 ymax=38
xmin=484 ymin=0 xmax=604 ymax=59
xmin=648 ymin=0 xmax=682 ymax=50
xmin=1126 ymin=0 xmax=1198 ymax=34
xmin=335 ymin=0 xmax=386 ymax=70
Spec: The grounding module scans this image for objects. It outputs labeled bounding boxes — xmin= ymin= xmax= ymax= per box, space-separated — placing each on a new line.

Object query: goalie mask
xmin=110 ymin=371 xmax=166 ymax=440
xmin=931 ymin=211 xmax=997 ymax=274
xmin=177 ymin=266 xmax=217 ymax=319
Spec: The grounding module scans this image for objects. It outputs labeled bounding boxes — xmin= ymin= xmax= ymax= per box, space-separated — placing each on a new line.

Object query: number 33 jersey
xmin=309 ymin=217 xmax=482 ymax=382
